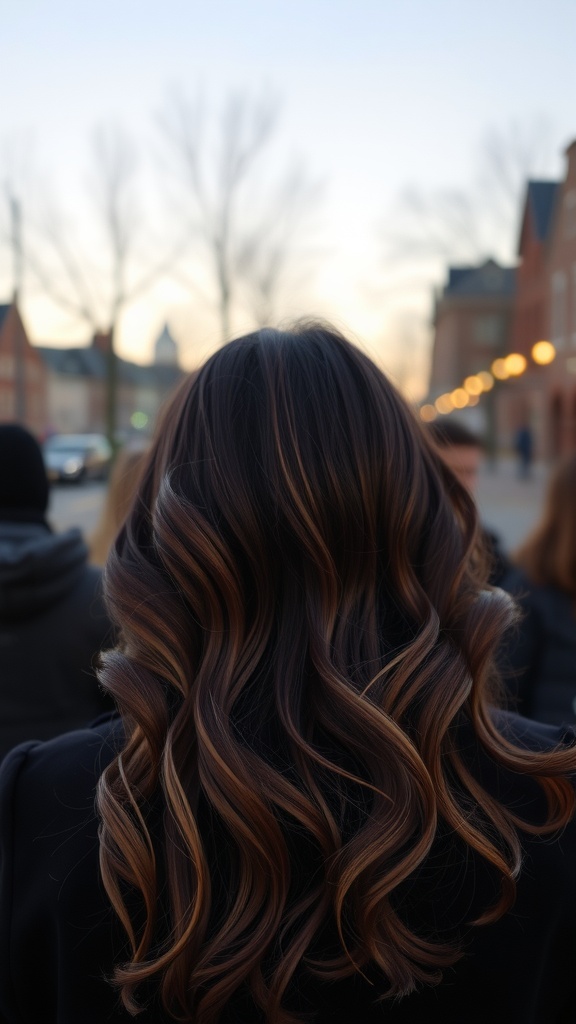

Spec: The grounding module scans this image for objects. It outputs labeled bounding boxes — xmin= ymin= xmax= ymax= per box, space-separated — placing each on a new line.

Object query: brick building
xmin=38 ymin=324 xmax=183 ymax=438
xmin=428 ymin=138 xmax=576 ymax=458
xmin=542 ymin=141 xmax=576 ymax=455
xmin=0 ymin=302 xmax=47 ymax=436
xmin=430 ymin=259 xmax=516 ymax=397
xmin=502 ymin=180 xmax=561 ymax=455
xmin=512 ymin=181 xmax=559 ymax=358
xmin=0 ymin=300 xmax=183 ymax=440
xmin=428 ymin=259 xmax=516 ymax=445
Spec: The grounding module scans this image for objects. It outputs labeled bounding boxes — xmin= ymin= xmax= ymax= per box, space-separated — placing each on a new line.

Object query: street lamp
xmin=531 ymin=340 xmax=556 ymax=365
xmin=477 ymin=371 xmax=494 ymax=391
xmin=434 ymin=393 xmax=454 ymax=415
xmin=491 ymin=358 xmax=510 ymax=380
xmin=419 ymin=404 xmax=437 ymax=422
xmin=504 ymin=353 xmax=527 ymax=376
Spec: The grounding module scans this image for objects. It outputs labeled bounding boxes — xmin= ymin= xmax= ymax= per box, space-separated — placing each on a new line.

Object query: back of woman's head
xmin=98 ymin=323 xmax=575 ymax=1024
xmin=515 ymin=454 xmax=576 ymax=594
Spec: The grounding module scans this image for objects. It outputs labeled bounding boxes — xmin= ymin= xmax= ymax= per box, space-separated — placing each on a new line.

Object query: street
xmin=48 ymin=480 xmax=107 ymax=539
xmin=47 ymin=455 xmax=549 ymax=560
xmin=475 ymin=456 xmax=548 ymax=554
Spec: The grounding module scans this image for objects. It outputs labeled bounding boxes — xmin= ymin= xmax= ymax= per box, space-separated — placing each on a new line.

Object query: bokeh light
xmin=130 ymin=411 xmax=149 ymax=429
xmin=419 ymin=403 xmax=437 ymax=421
xmin=531 ymin=340 xmax=556 ymax=365
xmin=477 ymin=371 xmax=494 ymax=391
xmin=435 ymin=394 xmax=453 ymax=415
xmin=504 ymin=353 xmax=527 ymax=376
xmin=491 ymin=359 xmax=510 ymax=380
xmin=464 ymin=375 xmax=483 ymax=396
xmin=450 ymin=388 xmax=469 ymax=409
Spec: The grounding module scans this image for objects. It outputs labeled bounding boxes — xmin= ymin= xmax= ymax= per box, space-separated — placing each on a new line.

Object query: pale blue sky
xmin=2 ymin=0 xmax=576 ymax=393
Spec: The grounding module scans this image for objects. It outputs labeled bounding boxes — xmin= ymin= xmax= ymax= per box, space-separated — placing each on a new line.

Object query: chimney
xmin=565 ymin=139 xmax=576 ymax=185
xmin=91 ymin=330 xmax=111 ymax=353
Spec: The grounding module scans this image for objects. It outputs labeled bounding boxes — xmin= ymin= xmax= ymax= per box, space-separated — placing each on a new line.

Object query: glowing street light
xmin=464 ymin=375 xmax=483 ymax=396
xmin=491 ymin=358 xmax=510 ymax=380
xmin=504 ymin=353 xmax=527 ymax=376
xmin=419 ymin=404 xmax=437 ymax=422
xmin=477 ymin=371 xmax=494 ymax=391
xmin=450 ymin=388 xmax=469 ymax=409
xmin=435 ymin=393 xmax=453 ymax=415
xmin=531 ymin=340 xmax=556 ymax=365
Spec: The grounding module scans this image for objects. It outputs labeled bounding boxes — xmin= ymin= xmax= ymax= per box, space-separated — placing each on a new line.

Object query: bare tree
xmin=383 ymin=116 xmax=557 ymax=274
xmin=0 ymin=132 xmax=38 ymax=298
xmin=375 ymin=118 xmax=559 ymax=399
xmin=12 ymin=125 xmax=181 ymax=444
xmin=159 ymin=89 xmax=321 ymax=341
xmin=236 ymin=163 xmax=323 ymax=327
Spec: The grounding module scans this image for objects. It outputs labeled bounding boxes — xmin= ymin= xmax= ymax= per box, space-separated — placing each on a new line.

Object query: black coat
xmin=1 ymin=712 xmax=576 ymax=1024
xmin=0 ymin=521 xmax=114 ymax=760
xmin=500 ymin=567 xmax=576 ymax=725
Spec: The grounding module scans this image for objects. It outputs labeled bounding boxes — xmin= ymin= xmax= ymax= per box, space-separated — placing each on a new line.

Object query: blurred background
xmin=2 ymin=0 xmax=576 ymax=543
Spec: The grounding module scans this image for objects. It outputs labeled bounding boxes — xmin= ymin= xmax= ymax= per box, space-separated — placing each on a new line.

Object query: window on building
xmin=473 ymin=314 xmax=503 ymax=345
xmin=552 ymin=271 xmax=567 ymax=349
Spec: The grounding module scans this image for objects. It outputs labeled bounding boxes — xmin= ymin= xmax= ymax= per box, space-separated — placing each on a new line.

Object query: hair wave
xmin=97 ymin=324 xmax=576 ymax=1023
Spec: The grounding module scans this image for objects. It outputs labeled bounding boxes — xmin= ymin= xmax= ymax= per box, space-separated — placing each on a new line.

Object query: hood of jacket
xmin=0 ymin=522 xmax=90 ymax=620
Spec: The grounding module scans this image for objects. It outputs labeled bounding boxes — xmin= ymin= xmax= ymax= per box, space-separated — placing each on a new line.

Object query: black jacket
xmin=500 ymin=567 xmax=576 ymax=725
xmin=0 ymin=521 xmax=114 ymax=760
xmin=1 ymin=712 xmax=575 ymax=1024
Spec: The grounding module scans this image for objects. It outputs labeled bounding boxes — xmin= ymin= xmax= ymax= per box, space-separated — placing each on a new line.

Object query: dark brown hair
xmin=427 ymin=419 xmax=483 ymax=450
xmin=514 ymin=454 xmax=576 ymax=596
xmin=97 ymin=323 xmax=575 ymax=1023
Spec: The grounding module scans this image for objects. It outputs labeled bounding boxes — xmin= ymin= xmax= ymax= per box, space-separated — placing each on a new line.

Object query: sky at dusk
xmin=1 ymin=0 xmax=576 ymax=397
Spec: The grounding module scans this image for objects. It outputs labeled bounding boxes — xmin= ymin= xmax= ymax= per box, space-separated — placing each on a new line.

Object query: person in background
xmin=500 ymin=454 xmax=576 ymax=724
xmin=89 ymin=444 xmax=149 ymax=566
xmin=515 ymin=424 xmax=534 ymax=480
xmin=0 ymin=424 xmax=113 ymax=760
xmin=427 ymin=418 xmax=510 ymax=586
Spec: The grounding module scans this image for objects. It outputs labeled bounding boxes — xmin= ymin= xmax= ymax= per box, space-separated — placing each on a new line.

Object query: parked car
xmin=43 ymin=434 xmax=112 ymax=483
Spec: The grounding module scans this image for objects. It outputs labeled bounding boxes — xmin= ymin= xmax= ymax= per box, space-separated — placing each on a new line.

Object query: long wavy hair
xmin=514 ymin=453 xmax=576 ymax=598
xmin=97 ymin=323 xmax=576 ymax=1023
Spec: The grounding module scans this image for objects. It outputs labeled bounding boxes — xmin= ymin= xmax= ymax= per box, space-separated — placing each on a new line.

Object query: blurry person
xmin=515 ymin=424 xmax=534 ymax=480
xmin=500 ymin=454 xmax=576 ymax=724
xmin=428 ymin=418 xmax=483 ymax=492
xmin=428 ymin=419 xmax=510 ymax=585
xmin=2 ymin=327 xmax=576 ymax=1024
xmin=0 ymin=424 xmax=113 ymax=760
xmin=89 ymin=444 xmax=149 ymax=566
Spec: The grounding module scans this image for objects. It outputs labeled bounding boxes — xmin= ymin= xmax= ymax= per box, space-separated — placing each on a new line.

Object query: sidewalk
xmin=475 ymin=456 xmax=549 ymax=553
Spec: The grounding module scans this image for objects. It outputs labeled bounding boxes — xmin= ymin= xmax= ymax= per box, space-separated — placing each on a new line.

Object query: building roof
xmin=526 ymin=180 xmax=559 ymax=242
xmin=38 ymin=346 xmax=105 ymax=378
xmin=154 ymin=322 xmax=179 ymax=366
xmin=443 ymin=259 xmax=516 ymax=299
xmin=0 ymin=304 xmax=11 ymax=332
xmin=37 ymin=343 xmax=183 ymax=389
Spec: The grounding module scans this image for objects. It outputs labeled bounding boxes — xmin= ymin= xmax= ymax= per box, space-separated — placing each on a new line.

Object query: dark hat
xmin=0 ymin=424 xmax=49 ymax=518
